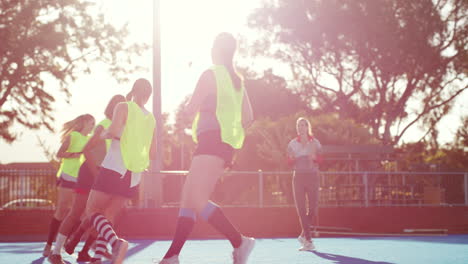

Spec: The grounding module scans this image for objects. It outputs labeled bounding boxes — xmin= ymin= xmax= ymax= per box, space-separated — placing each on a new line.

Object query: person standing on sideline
xmin=49 ymin=95 xmax=126 ymax=262
xmin=47 ymin=79 xmax=157 ymax=264
xmin=287 ymin=117 xmax=322 ymax=251
xmin=43 ymin=114 xmax=95 ymax=257
xmin=157 ymin=32 xmax=255 ymax=264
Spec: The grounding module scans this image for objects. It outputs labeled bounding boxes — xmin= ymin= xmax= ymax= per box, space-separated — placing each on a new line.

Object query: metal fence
xmin=1 ymin=168 xmax=467 ymax=209
xmin=0 ymin=168 xmax=58 ymax=210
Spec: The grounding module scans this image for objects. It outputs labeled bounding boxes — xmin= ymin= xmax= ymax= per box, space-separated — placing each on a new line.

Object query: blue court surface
xmin=1 ymin=235 xmax=467 ymax=264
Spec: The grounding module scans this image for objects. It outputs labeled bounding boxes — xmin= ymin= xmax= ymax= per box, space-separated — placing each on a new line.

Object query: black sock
xmin=163 ymin=208 xmax=196 ymax=259
xmin=65 ymin=219 xmax=90 ymax=254
xmin=201 ymin=201 xmax=242 ymax=248
xmin=69 ymin=220 xmax=81 ymax=236
xmin=46 ymin=217 xmax=62 ymax=245
xmin=80 ymin=233 xmax=96 ymax=254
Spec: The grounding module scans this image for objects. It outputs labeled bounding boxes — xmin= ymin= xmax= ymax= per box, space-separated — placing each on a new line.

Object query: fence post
xmin=258 ymin=169 xmax=264 ymax=208
xmin=363 ymin=172 xmax=369 ymax=207
xmin=465 ymin=173 xmax=468 ymax=206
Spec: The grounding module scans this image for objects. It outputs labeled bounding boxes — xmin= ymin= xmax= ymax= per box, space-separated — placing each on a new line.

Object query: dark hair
xmin=212 ymin=32 xmax=243 ymax=90
xmin=104 ymin=94 xmax=126 ymax=119
xmin=126 ymin=78 xmax=152 ymax=102
xmin=213 ymin=32 xmax=237 ymax=64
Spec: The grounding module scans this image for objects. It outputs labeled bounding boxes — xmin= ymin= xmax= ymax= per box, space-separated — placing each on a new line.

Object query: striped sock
xmin=92 ymin=235 xmax=107 ymax=261
xmin=91 ymin=213 xmax=118 ymax=248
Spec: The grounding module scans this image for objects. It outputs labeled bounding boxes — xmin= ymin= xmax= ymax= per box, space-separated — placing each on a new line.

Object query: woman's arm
xmin=242 ymin=88 xmax=254 ymax=128
xmin=287 ymin=141 xmax=296 ymax=167
xmin=56 ymin=136 xmax=81 ymax=159
xmin=102 ymin=102 xmax=127 ymax=139
xmin=149 ymin=128 xmax=157 ymax=161
xmin=82 ymin=125 xmax=104 ymax=153
xmin=183 ymin=70 xmax=213 ymax=120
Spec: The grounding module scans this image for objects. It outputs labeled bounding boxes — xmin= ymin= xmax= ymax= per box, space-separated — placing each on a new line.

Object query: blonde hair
xmin=60 ymin=114 xmax=94 ymax=143
xmin=296 ymin=117 xmax=313 ymax=137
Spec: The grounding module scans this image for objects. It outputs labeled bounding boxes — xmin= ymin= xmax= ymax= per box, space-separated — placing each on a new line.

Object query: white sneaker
xmin=298 ymin=235 xmax=306 ymax=245
xmin=232 ymin=236 xmax=255 ymax=264
xmin=299 ymin=240 xmax=315 ymax=251
xmin=155 ymin=255 xmax=179 ymax=264
xmin=111 ymin=238 xmax=128 ymax=264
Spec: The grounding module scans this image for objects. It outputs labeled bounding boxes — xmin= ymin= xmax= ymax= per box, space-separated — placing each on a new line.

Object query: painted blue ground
xmin=0 ymin=235 xmax=467 ymax=264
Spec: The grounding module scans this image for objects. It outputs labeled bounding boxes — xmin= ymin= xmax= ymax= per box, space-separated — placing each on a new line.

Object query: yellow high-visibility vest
xmin=96 ymin=118 xmax=112 ymax=150
xmin=56 ymin=131 xmax=89 ymax=179
xmin=192 ymin=65 xmax=245 ymax=149
xmin=120 ymin=101 xmax=156 ymax=172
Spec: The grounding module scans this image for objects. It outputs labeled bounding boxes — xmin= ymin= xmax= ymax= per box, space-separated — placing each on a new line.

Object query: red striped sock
xmin=92 ymin=214 xmax=118 ymax=248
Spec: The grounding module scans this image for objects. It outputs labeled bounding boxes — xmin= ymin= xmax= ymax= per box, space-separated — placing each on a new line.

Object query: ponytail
xmin=126 ymin=90 xmax=134 ymax=101
xmin=60 ymin=114 xmax=94 ymax=143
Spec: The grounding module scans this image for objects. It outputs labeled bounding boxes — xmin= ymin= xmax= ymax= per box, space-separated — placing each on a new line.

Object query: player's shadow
xmin=312 ymin=251 xmax=395 ymax=264
xmin=125 ymin=239 xmax=154 ymax=259
xmin=29 ymin=240 xmax=153 ymax=264
xmin=31 ymin=257 xmax=72 ymax=264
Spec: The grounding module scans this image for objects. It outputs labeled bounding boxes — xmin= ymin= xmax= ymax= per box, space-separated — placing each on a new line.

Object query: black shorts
xmin=92 ymin=167 xmax=138 ymax=199
xmin=75 ymin=160 xmax=97 ymax=194
xmin=193 ymin=130 xmax=234 ymax=167
xmin=56 ymin=177 xmax=76 ymax=189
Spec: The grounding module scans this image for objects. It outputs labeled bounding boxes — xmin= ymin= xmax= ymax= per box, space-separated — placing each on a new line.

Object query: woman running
xmin=287 ymin=117 xmax=322 ymax=251
xmin=157 ymin=32 xmax=254 ymax=264
xmin=48 ymin=95 xmax=126 ymax=262
xmin=43 ymin=114 xmax=95 ymax=257
xmin=49 ymin=78 xmax=157 ymax=264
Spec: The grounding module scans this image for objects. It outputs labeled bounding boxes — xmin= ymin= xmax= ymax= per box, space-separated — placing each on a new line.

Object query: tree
xmin=243 ymin=69 xmax=310 ymax=120
xmin=247 ymin=0 xmax=468 ymax=145
xmin=0 ymin=0 xmax=148 ymax=142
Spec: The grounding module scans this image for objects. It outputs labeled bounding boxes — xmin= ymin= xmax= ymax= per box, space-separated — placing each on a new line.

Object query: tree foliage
xmin=247 ymin=0 xmax=468 ymax=145
xmin=243 ymin=69 xmax=310 ymax=120
xmin=0 ymin=0 xmax=148 ymax=142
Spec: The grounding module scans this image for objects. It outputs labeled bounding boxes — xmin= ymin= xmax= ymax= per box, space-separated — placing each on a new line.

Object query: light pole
xmin=144 ymin=0 xmax=162 ymax=208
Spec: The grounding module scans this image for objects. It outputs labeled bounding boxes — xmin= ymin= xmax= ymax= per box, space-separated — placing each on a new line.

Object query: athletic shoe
xmin=64 ymin=240 xmax=76 ymax=255
xmin=89 ymin=258 xmax=102 ymax=264
xmin=156 ymin=255 xmax=180 ymax=264
xmin=111 ymin=238 xmax=129 ymax=264
xmin=102 ymin=248 xmax=113 ymax=260
xmin=232 ymin=236 xmax=255 ymax=264
xmin=43 ymin=244 xmax=52 ymax=257
xmin=298 ymin=234 xmax=306 ymax=245
xmin=299 ymin=240 xmax=315 ymax=251
xmin=48 ymin=254 xmax=65 ymax=264
xmin=77 ymin=250 xmax=92 ymax=262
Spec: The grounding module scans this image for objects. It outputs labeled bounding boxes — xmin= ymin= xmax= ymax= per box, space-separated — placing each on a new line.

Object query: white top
xmin=287 ymin=137 xmax=322 ymax=171
xmin=101 ymin=140 xmax=141 ymax=187
xmin=288 ymin=137 xmax=322 ymax=158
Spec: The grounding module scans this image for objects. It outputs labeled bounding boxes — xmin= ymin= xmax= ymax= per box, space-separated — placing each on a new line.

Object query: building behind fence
xmin=1 ymin=162 xmax=467 ymax=209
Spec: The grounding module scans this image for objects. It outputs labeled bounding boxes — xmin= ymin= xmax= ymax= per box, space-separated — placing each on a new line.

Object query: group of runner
xmin=43 ymin=32 xmax=321 ymax=264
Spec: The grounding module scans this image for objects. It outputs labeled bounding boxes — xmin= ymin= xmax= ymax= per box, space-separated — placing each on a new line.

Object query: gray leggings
xmin=292 ymin=169 xmax=319 ymax=240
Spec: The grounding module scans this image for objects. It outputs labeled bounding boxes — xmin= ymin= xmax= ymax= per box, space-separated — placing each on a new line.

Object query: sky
xmin=0 ymin=0 xmax=466 ymax=164
xmin=0 ymin=0 xmax=264 ymax=163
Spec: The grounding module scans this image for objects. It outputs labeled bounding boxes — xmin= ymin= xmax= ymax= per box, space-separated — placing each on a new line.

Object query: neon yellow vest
xmin=96 ymin=118 xmax=112 ymax=150
xmin=120 ymin=101 xmax=156 ymax=172
xmin=192 ymin=65 xmax=245 ymax=149
xmin=56 ymin=131 xmax=89 ymax=178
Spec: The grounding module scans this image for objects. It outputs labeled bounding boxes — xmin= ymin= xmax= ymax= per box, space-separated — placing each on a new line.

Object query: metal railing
xmin=156 ymin=170 xmax=468 ymax=208
xmin=1 ymin=168 xmax=467 ymax=209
